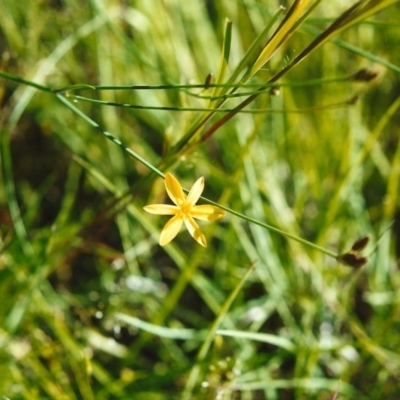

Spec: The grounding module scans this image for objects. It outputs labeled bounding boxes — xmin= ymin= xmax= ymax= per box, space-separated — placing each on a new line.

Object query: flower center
xmin=180 ymin=203 xmax=191 ymax=216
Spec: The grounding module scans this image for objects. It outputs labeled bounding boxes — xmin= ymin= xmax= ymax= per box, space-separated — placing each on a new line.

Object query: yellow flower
xmin=144 ymin=173 xmax=226 ymax=247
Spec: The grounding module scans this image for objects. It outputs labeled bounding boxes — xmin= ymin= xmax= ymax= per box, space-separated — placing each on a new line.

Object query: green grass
xmin=1 ymin=0 xmax=400 ymax=398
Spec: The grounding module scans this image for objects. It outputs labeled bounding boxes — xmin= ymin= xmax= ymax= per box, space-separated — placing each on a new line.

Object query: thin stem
xmin=55 ymin=94 xmax=165 ymax=179
xmin=200 ymin=197 xmax=338 ymax=259
xmin=0 ymin=70 xmax=52 ymax=92
xmin=67 ymin=93 xmax=352 ymax=114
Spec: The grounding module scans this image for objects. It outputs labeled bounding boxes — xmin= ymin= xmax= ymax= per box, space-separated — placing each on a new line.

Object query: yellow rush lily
xmin=144 ymin=173 xmax=226 ymax=247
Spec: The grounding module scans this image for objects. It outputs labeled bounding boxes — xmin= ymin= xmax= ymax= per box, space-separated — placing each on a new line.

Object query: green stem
xmin=0 ymin=70 xmax=52 ymax=92
xmin=66 ymin=92 xmax=351 ymax=114
xmin=55 ymin=94 xmax=164 ymax=179
xmin=200 ymin=197 xmax=338 ymax=259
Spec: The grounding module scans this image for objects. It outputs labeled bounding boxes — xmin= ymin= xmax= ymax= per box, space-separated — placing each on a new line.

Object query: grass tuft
xmin=1 ymin=1 xmax=400 ymax=398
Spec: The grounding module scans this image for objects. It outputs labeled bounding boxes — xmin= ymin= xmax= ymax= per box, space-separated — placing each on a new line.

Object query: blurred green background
xmin=1 ymin=0 xmax=400 ymax=398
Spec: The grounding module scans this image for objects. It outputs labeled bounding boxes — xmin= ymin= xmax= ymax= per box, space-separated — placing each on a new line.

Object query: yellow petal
xmin=186 ymin=176 xmax=204 ymax=205
xmin=190 ymin=205 xmax=226 ymax=221
xmin=159 ymin=215 xmax=183 ymax=246
xmin=184 ymin=215 xmax=207 ymax=247
xmin=143 ymin=204 xmax=179 ymax=215
xmin=165 ymin=173 xmax=186 ymax=206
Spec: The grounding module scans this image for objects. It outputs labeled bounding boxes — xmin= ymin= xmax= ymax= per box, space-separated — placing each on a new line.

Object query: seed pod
xmin=339 ymin=253 xmax=368 ymax=268
xmin=204 ymin=73 xmax=213 ymax=89
xmin=351 ymin=236 xmax=370 ymax=251
xmin=351 ymin=69 xmax=379 ymax=82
